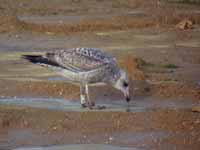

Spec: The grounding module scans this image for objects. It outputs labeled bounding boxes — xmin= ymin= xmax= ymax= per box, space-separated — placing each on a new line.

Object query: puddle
xmin=0 ymin=97 xmax=196 ymax=112
xmin=14 ymin=144 xmax=135 ymax=150
xmin=134 ymin=97 xmax=196 ymax=110
xmin=0 ymin=98 xmax=145 ymax=112
xmin=19 ymin=14 xmax=126 ymax=25
xmin=19 ymin=11 xmax=146 ymax=25
xmin=19 ymin=15 xmax=108 ymax=24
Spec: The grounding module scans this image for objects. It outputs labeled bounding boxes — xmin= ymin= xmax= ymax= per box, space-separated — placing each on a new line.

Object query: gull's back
xmin=47 ymin=48 xmax=116 ymax=73
xmin=46 ymin=48 xmax=120 ymax=84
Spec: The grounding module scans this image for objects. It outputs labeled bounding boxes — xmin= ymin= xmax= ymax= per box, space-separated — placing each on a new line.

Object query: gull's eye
xmin=123 ymin=82 xmax=128 ymax=87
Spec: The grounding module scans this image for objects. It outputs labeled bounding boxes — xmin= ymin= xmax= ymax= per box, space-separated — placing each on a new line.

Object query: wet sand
xmin=0 ymin=105 xmax=200 ymax=150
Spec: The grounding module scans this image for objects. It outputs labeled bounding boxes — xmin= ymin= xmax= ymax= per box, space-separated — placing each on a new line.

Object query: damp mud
xmin=0 ymin=104 xmax=199 ymax=150
xmin=0 ymin=0 xmax=200 ymax=150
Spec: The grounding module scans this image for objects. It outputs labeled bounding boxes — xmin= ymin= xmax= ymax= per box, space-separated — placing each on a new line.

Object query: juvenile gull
xmin=22 ymin=48 xmax=130 ymax=109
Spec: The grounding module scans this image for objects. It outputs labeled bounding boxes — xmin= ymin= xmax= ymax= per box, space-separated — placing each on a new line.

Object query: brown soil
xmin=0 ymin=14 xmax=21 ymax=33
xmin=1 ymin=0 xmax=200 ymax=34
xmin=0 ymin=105 xmax=199 ymax=149
xmin=0 ymin=79 xmax=199 ymax=102
xmin=151 ymin=83 xmax=200 ymax=100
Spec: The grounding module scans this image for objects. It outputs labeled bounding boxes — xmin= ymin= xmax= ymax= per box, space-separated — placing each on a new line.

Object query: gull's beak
xmin=126 ymin=96 xmax=130 ymax=103
xmin=124 ymin=90 xmax=130 ymax=112
xmin=124 ymin=90 xmax=130 ymax=103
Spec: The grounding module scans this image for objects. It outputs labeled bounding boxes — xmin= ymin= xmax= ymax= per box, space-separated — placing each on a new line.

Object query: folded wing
xmin=46 ymin=48 xmax=116 ymax=72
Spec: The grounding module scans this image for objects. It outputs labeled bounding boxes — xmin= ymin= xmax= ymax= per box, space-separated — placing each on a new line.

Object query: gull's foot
xmin=96 ymin=105 xmax=106 ymax=110
xmin=89 ymin=101 xmax=95 ymax=107
xmin=81 ymin=103 xmax=88 ymax=108
xmin=81 ymin=103 xmax=106 ymax=110
xmin=87 ymin=101 xmax=95 ymax=109
xmin=81 ymin=102 xmax=94 ymax=109
xmin=88 ymin=105 xmax=106 ymax=110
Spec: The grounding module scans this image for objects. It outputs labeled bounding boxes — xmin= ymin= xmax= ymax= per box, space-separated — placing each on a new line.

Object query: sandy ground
xmin=0 ymin=0 xmax=200 ymax=150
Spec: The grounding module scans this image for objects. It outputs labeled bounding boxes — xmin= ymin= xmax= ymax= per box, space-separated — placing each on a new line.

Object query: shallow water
xmin=0 ymin=97 xmax=145 ymax=112
xmin=14 ymin=144 xmax=136 ymax=150
xmin=0 ymin=97 xmax=196 ymax=112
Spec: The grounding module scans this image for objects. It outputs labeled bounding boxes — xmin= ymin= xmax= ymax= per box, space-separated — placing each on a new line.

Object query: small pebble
xmin=109 ymin=136 xmax=114 ymax=141
xmin=52 ymin=126 xmax=57 ymax=130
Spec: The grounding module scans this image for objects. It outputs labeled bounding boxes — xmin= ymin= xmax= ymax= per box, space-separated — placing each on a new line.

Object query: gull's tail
xmin=22 ymin=55 xmax=60 ymax=67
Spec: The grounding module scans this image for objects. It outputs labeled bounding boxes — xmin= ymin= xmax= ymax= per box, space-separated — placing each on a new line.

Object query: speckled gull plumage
xmin=45 ymin=48 xmax=121 ymax=84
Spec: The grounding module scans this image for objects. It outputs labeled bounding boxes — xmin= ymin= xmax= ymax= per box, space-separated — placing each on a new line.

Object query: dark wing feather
xmin=22 ymin=55 xmax=62 ymax=68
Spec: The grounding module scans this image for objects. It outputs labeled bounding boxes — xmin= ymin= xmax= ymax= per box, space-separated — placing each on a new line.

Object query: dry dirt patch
xmin=1 ymin=0 xmax=200 ymax=34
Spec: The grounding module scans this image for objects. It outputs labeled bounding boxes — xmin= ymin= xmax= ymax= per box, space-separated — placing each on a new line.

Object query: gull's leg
xmin=85 ymin=83 xmax=95 ymax=109
xmin=80 ymin=85 xmax=87 ymax=108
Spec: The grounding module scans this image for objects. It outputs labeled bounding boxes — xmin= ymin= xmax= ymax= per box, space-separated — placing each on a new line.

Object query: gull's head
xmin=113 ymin=69 xmax=130 ymax=103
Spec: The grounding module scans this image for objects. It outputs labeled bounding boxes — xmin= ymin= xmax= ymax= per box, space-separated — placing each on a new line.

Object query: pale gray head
xmin=113 ymin=69 xmax=130 ymax=103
